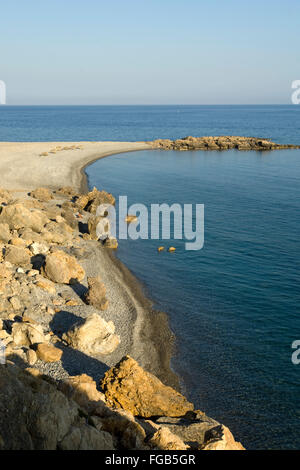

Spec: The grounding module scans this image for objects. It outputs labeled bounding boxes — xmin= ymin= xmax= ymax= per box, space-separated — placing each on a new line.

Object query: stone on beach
xmin=30 ymin=187 xmax=53 ymax=202
xmin=75 ymin=187 xmax=115 ymax=214
xmin=43 ymin=250 xmax=85 ymax=284
xmin=84 ymin=276 xmax=108 ymax=310
xmin=101 ymin=356 xmax=194 ymax=418
xmin=0 ymin=202 xmax=49 ymax=233
xmin=0 ymin=223 xmax=11 ymax=243
xmin=36 ymin=343 xmax=63 ymax=363
xmin=12 ymin=321 xmax=46 ymax=347
xmin=63 ymin=313 xmax=120 ymax=356
xmin=4 ymin=246 xmax=32 ymax=267
xmin=35 ymin=276 xmax=56 ymax=294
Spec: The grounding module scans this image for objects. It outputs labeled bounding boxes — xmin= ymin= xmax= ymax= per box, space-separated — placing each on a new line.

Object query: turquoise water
xmin=87 ymin=148 xmax=300 ymax=450
xmin=1 ymin=105 xmax=300 ymax=449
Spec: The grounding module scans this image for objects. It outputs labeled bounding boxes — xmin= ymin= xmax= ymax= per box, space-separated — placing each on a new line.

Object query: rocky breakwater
xmin=150 ymin=135 xmax=300 ymax=151
xmin=0 ymin=185 xmax=244 ymax=450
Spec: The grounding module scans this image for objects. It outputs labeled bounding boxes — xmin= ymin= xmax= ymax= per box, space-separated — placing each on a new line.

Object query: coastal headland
xmin=1 ymin=136 xmax=292 ymax=450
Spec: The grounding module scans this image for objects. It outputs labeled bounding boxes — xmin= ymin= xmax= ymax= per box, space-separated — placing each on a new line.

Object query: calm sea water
xmin=1 ymin=105 xmax=300 ymax=449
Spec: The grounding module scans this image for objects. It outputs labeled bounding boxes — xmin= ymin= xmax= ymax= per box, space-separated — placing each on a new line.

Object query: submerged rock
xmin=151 ymin=136 xmax=300 ymax=151
xmin=101 ymin=356 xmax=194 ymax=418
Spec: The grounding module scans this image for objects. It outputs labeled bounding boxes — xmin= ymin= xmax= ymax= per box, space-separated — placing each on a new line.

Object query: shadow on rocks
xmin=55 ymin=343 xmax=109 ymax=381
xmin=69 ymin=280 xmax=88 ymax=298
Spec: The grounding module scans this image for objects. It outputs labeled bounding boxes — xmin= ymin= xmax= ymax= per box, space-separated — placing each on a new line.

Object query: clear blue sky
xmin=1 ymin=0 xmax=300 ymax=104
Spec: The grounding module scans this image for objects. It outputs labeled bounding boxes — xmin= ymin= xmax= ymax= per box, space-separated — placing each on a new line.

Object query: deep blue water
xmin=1 ymin=105 xmax=300 ymax=449
xmin=87 ymin=148 xmax=300 ymax=450
xmin=0 ymin=104 xmax=300 ymax=144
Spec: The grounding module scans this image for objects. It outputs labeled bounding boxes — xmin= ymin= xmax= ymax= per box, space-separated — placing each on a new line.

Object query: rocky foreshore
xmin=0 ymin=185 xmax=244 ymax=450
xmin=150 ymin=135 xmax=300 ymax=151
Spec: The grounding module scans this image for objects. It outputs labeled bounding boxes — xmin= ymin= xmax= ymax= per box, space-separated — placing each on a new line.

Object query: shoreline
xmin=0 ymin=141 xmax=179 ymax=389
xmin=0 ymin=140 xmax=248 ymax=450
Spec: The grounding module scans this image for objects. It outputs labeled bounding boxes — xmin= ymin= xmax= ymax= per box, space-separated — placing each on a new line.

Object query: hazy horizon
xmin=1 ymin=0 xmax=300 ymax=105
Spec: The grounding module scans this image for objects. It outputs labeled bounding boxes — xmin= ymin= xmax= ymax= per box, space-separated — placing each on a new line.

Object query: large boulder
xmin=84 ymin=276 xmax=108 ymax=310
xmin=43 ymin=251 xmax=85 ymax=284
xmin=63 ymin=313 xmax=120 ymax=356
xmin=101 ymin=356 xmax=194 ymax=418
xmin=0 ymin=202 xmax=49 ymax=233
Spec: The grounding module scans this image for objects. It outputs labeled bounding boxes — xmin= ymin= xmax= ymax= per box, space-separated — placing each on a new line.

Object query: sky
xmin=1 ymin=0 xmax=300 ymax=105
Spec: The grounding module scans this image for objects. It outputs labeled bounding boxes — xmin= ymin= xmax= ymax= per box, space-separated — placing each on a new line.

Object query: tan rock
xmin=43 ymin=251 xmax=85 ymax=284
xmin=104 ymin=237 xmax=118 ymax=249
xmin=84 ymin=276 xmax=108 ymax=310
xmin=12 ymin=322 xmax=46 ymax=347
xmin=101 ymin=356 xmax=194 ymax=418
xmin=201 ymin=424 xmax=245 ymax=450
xmin=0 ymin=263 xmax=12 ymax=280
xmin=35 ymin=276 xmax=56 ymax=294
xmin=59 ymin=374 xmax=105 ymax=413
xmin=63 ymin=313 xmax=120 ymax=356
xmin=9 ymin=237 xmax=26 ymax=247
xmin=0 ymin=188 xmax=12 ymax=204
xmin=0 ymin=330 xmax=9 ymax=340
xmin=75 ymin=188 xmax=115 ymax=214
xmin=4 ymin=246 xmax=31 ymax=266
xmin=26 ymin=348 xmax=37 ymax=366
xmin=92 ymin=406 xmax=147 ymax=450
xmin=0 ymin=223 xmax=11 ymax=243
xmin=36 ymin=343 xmax=63 ymax=362
xmin=30 ymin=242 xmax=49 ymax=255
xmin=0 ymin=202 xmax=49 ymax=233
xmin=9 ymin=296 xmax=22 ymax=311
xmin=125 ymin=215 xmax=138 ymax=223
xmin=30 ymin=187 xmax=53 ymax=202
xmin=148 ymin=427 xmax=189 ymax=450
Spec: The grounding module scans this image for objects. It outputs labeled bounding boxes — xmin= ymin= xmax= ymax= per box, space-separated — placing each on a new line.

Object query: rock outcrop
xmin=151 ymin=136 xmax=300 ymax=151
xmin=101 ymin=356 xmax=194 ymax=418
xmin=0 ymin=363 xmax=114 ymax=450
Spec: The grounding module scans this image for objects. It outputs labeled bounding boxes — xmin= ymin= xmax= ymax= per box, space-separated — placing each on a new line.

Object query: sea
xmin=1 ymin=104 xmax=299 ymax=449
